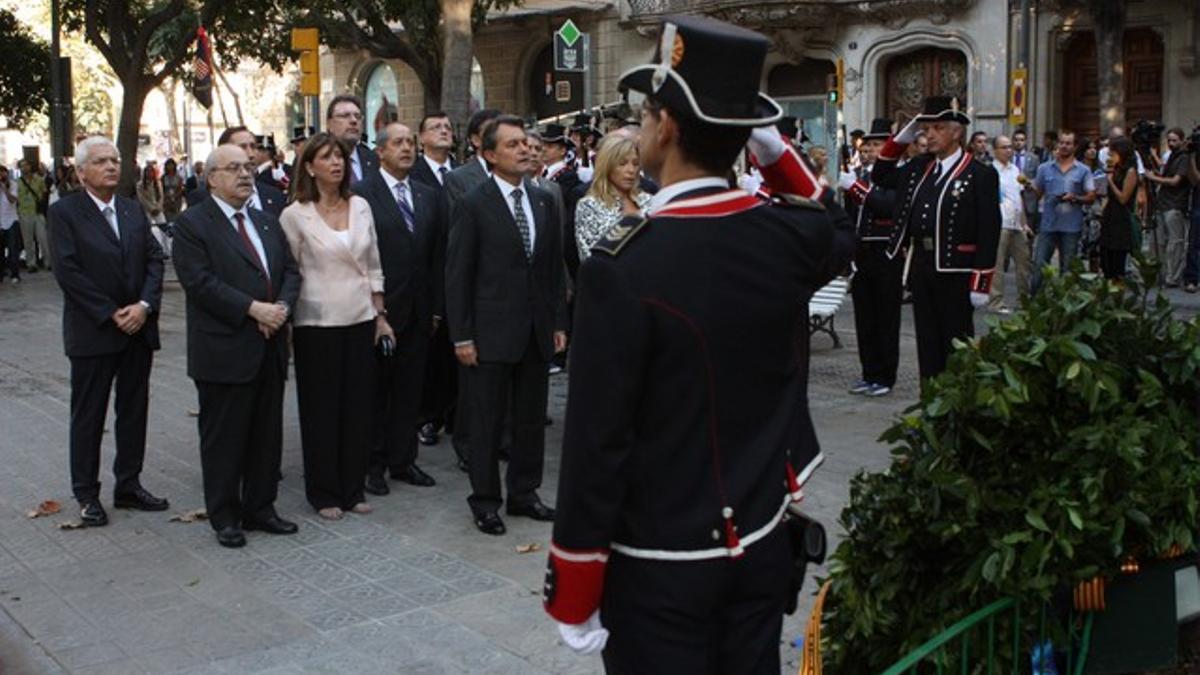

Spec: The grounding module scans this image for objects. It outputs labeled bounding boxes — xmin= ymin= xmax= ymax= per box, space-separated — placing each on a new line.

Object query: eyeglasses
xmin=212 ymin=163 xmax=258 ymax=175
xmin=332 ymin=112 xmax=363 ymax=121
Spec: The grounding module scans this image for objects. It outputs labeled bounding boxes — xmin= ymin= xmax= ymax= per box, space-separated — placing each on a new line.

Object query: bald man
xmin=354 ymin=121 xmax=448 ymax=495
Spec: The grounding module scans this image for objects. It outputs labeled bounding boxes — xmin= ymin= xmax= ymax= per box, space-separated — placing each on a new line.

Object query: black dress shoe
xmin=394 ymin=464 xmax=435 ymax=487
xmin=507 ymin=500 xmax=556 ymax=521
xmin=418 ymin=423 xmax=439 ymax=446
xmin=216 ymin=527 xmax=246 ymax=548
xmin=243 ymin=515 xmax=298 ymax=535
xmin=474 ymin=512 xmax=506 ymax=535
xmin=79 ymin=500 xmax=108 ymax=527
xmin=113 ymin=487 xmax=169 ymax=511
xmin=364 ymin=474 xmax=390 ymax=496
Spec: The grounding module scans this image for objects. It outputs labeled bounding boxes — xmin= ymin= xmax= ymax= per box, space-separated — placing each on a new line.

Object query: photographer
xmin=1145 ymin=128 xmax=1191 ymax=287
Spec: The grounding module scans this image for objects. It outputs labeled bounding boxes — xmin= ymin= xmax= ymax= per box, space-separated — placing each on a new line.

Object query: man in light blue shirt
xmin=1031 ymin=130 xmax=1096 ymax=292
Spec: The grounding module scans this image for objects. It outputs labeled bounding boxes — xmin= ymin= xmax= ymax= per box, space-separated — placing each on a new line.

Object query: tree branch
xmin=83 ymin=0 xmax=122 ymax=73
xmin=133 ymin=0 xmax=185 ymax=59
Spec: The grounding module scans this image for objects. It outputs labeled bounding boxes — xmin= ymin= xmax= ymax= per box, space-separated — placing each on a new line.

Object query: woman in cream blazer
xmin=280 ymin=132 xmax=394 ymax=521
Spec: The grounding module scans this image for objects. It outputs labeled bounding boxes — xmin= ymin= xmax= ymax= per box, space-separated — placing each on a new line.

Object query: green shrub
xmin=823 ymin=262 xmax=1200 ymax=673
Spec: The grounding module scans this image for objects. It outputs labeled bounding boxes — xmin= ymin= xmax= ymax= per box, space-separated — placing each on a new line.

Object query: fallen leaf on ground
xmin=515 ymin=543 xmax=541 ymax=554
xmin=56 ymin=521 xmax=85 ymax=530
xmin=186 ymin=578 xmax=200 ymax=587
xmin=26 ymin=500 xmax=62 ymax=519
xmin=186 ymin=409 xmax=200 ymax=417
xmin=169 ymin=509 xmax=208 ymax=523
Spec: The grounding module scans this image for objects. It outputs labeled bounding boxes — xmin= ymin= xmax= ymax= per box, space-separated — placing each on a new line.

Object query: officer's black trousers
xmin=909 ymin=254 xmax=973 ymax=380
xmin=601 ymin=527 xmax=792 ymax=674
xmin=851 ymin=243 xmax=904 ymax=386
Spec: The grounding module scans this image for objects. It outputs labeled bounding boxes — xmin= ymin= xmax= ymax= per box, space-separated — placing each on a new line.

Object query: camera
xmin=1188 ymin=125 xmax=1200 ymax=153
xmin=1131 ymin=119 xmax=1165 ymax=149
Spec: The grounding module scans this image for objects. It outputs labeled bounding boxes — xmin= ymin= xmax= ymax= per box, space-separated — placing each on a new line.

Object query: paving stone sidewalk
xmin=6 ymin=267 xmax=1189 ymax=674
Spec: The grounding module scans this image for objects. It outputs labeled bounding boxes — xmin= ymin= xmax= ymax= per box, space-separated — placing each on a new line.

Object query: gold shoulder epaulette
xmin=773 ymin=193 xmax=826 ymax=211
xmin=591 ymin=216 xmax=649 ymax=257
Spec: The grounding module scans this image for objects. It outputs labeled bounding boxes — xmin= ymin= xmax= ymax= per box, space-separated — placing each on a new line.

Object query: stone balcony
xmin=623 ymin=0 xmax=976 ymax=29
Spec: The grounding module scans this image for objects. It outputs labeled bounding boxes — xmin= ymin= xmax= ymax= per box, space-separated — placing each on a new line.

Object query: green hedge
xmin=823 ymin=261 xmax=1200 ymax=673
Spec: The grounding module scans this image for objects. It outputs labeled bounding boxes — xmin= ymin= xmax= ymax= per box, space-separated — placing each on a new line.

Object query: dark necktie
xmin=931 ymin=161 xmax=943 ymax=184
xmin=510 ymin=188 xmax=532 ymax=259
xmin=394 ymin=182 xmax=415 ymax=232
xmin=234 ymin=213 xmax=271 ymax=299
xmin=437 ymin=166 xmax=448 ymax=185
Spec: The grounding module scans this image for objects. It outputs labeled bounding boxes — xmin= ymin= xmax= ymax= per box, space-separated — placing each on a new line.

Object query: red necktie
xmin=234 ymin=212 xmax=272 ymax=299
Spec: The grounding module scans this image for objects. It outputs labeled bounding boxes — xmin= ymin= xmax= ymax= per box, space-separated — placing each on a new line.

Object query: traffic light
xmin=291 ymin=28 xmax=320 ymax=96
xmin=827 ymin=58 xmax=844 ymax=107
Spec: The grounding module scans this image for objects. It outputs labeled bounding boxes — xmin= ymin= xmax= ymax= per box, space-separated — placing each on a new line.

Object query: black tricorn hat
xmin=542 ymin=123 xmax=575 ymax=148
xmin=571 ymin=112 xmax=594 ymax=131
xmin=776 ymin=116 xmax=799 ymax=141
xmin=291 ymin=126 xmax=314 ymax=143
xmin=253 ymin=134 xmax=267 ymax=148
xmin=914 ymin=95 xmax=970 ymax=125
xmin=862 ymin=118 xmax=894 ymax=140
xmin=618 ymin=14 xmax=782 ymax=127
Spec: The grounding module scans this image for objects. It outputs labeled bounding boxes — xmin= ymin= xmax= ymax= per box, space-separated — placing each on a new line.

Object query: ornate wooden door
xmin=884 ymin=48 xmax=968 ymax=125
xmin=1062 ymin=28 xmax=1163 ymax=139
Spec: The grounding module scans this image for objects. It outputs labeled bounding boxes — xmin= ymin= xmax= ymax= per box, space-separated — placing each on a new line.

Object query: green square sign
xmin=558 ymin=20 xmax=581 ymax=48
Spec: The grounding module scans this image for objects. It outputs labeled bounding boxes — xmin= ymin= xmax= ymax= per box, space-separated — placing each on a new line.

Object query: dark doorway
xmin=1062 ymin=28 xmax=1164 ymax=139
xmin=883 ymin=47 xmax=968 ymax=125
xmin=528 ymin=44 xmax=584 ymax=121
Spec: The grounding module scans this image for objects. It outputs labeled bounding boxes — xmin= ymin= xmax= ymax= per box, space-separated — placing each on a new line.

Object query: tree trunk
xmin=160 ymin=80 xmax=180 ymax=158
xmin=422 ymin=65 xmax=442 ymax=118
xmin=1090 ymin=0 xmax=1127 ymax=132
xmin=116 ymin=78 xmax=150 ymax=196
xmin=440 ymin=0 xmax=475 ymax=154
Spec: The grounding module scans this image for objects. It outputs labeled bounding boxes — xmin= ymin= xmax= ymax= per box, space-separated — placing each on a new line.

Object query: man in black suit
xmin=410 ymin=112 xmax=458 ymax=191
xmin=187 ymin=127 xmax=286 ymax=217
xmin=446 ymin=115 xmax=567 ymax=536
xmin=171 ymin=144 xmax=301 ymax=548
xmin=49 ymin=136 xmax=168 ymax=527
xmin=326 ymin=95 xmax=379 ymax=185
xmin=411 ymin=111 xmax=460 ymax=447
xmin=355 ymin=121 xmax=447 ymax=495
xmin=441 ymin=108 xmax=501 ymax=468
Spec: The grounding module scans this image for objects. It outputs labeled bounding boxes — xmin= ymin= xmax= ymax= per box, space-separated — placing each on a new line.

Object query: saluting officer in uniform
xmin=839 ymin=118 xmax=902 ymax=396
xmin=542 ymin=15 xmax=855 ymax=672
xmin=872 ymin=96 xmax=1001 ymax=380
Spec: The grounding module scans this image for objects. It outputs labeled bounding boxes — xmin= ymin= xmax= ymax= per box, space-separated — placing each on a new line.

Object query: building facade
xmin=317 ymin=0 xmax=1196 ymax=152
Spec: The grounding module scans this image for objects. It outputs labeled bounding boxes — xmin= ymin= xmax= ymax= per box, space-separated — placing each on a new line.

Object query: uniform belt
xmin=610 ymin=495 xmax=791 ymax=562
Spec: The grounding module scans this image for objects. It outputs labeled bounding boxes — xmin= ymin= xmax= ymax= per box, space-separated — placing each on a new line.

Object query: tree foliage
xmin=0 ymin=8 xmax=50 ymax=129
xmin=822 ymin=260 xmax=1200 ymax=672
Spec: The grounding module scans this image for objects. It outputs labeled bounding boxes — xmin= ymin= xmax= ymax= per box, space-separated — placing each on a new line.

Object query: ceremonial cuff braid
xmin=754 ymin=144 xmax=823 ymax=202
xmin=969 ymin=270 xmax=994 ymax=295
xmin=879 ymin=138 xmax=907 ymax=162
xmin=845 ymin=180 xmax=870 ymax=205
xmin=544 ymin=544 xmax=609 ymax=625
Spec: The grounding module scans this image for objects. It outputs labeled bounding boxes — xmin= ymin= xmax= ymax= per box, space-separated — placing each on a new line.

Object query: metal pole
xmin=583 ymin=34 xmax=593 ymax=115
xmin=1018 ymin=0 xmax=1030 ymax=69
xmin=49 ymin=0 xmax=62 ymax=172
xmin=182 ymin=86 xmax=192 ymax=178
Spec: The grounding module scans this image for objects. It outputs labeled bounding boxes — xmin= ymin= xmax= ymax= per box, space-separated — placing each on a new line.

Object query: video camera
xmin=1188 ymin=125 xmax=1200 ymax=153
xmin=1131 ymin=119 xmax=1165 ymax=149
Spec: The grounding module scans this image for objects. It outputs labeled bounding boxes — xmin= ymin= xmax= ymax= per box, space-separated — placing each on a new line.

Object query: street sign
xmin=554 ymin=20 xmax=588 ymax=73
xmin=1009 ymin=68 xmax=1027 ymax=126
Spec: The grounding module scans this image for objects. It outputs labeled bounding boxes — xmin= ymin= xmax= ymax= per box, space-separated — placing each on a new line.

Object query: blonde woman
xmin=574 ymin=135 xmax=651 ymax=260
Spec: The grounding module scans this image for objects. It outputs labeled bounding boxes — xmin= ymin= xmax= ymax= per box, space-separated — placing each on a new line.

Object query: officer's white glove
xmin=837 ymin=171 xmax=858 ymax=191
xmin=970 ymin=292 xmax=989 ymax=309
xmin=558 ymin=610 xmax=609 ymax=655
xmin=747 ymin=126 xmax=787 ymax=166
xmin=894 ymin=118 xmax=921 ymax=145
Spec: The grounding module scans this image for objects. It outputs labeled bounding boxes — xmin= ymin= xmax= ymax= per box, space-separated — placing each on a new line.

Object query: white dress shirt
xmin=213 ymin=195 xmax=268 ymax=271
xmin=422 ymin=155 xmax=452 ymax=185
xmin=0 ymin=181 xmax=18 ymax=230
xmin=992 ymin=159 xmax=1026 ymax=231
xmin=936 ymin=147 xmax=964 ymax=179
xmin=493 ymin=173 xmax=536 ymax=251
xmin=87 ymin=190 xmax=121 ymax=240
xmin=646 ymin=176 xmax=730 ymax=214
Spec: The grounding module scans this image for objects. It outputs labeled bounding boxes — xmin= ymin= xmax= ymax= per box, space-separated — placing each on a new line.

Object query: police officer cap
xmin=618 ymin=14 xmax=782 ymax=127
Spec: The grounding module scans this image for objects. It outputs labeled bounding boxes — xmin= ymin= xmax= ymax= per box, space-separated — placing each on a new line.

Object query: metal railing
xmin=880 ymin=598 xmax=1095 ymax=675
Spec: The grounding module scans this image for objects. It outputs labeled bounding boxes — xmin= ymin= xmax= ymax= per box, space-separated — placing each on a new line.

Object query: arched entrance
xmin=1062 ymin=28 xmax=1164 ymax=139
xmin=528 ymin=44 xmax=583 ymax=120
xmin=883 ymin=47 xmax=967 ymax=124
xmin=363 ymin=63 xmax=399 ymax=145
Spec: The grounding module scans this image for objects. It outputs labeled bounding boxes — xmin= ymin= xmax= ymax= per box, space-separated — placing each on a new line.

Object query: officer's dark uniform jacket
xmin=872 ymin=139 xmax=1001 ymax=292
xmin=543 ymin=146 xmax=856 ymax=624
xmin=845 ymin=165 xmax=896 ymax=243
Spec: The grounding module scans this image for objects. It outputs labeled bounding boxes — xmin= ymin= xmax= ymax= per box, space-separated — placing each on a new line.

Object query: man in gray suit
xmin=443 ymin=108 xmax=502 ymax=471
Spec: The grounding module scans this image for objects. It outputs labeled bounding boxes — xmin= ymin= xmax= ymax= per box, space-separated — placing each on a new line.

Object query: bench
xmin=809 ymin=277 xmax=850 ymax=348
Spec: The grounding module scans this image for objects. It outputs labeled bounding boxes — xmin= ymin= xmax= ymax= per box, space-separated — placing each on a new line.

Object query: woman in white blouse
xmin=574 ymin=135 xmax=651 ymax=260
xmin=280 ymin=132 xmax=394 ymax=521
